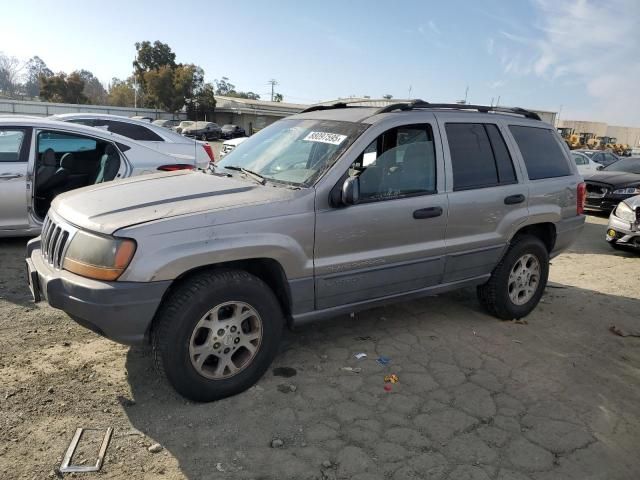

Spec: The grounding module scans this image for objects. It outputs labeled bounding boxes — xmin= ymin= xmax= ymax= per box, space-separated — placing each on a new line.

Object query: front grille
xmin=585 ymin=182 xmax=609 ymax=197
xmin=40 ymin=216 xmax=70 ymax=269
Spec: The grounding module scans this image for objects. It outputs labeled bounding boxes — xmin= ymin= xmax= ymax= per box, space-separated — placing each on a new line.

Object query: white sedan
xmin=572 ymin=151 xmax=601 ymax=176
xmin=50 ymin=113 xmax=214 ymax=170
xmin=0 ymin=116 xmax=200 ymax=237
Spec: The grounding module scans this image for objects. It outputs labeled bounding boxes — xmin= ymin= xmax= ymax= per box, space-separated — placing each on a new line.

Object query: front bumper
xmin=26 ymin=239 xmax=171 ymax=345
xmin=606 ymin=214 xmax=640 ymax=248
xmin=585 ymin=193 xmax=633 ymax=212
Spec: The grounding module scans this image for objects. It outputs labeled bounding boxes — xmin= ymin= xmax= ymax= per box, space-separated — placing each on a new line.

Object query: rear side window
xmin=509 ymin=126 xmax=571 ymax=180
xmin=100 ymin=120 xmax=164 ymax=141
xmin=0 ymin=129 xmax=26 ymax=162
xmin=446 ymin=123 xmax=516 ymax=190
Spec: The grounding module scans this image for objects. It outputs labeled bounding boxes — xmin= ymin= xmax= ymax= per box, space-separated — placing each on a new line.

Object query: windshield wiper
xmin=223 ymin=165 xmax=266 ymax=185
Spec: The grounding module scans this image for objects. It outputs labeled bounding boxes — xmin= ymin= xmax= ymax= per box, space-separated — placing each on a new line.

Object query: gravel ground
xmin=1 ymin=214 xmax=639 ymax=480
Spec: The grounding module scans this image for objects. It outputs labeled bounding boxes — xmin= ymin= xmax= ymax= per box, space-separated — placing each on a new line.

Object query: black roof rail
xmin=299 ymin=102 xmax=349 ymax=113
xmin=375 ymin=100 xmax=541 ymax=120
xmin=300 ymin=98 xmax=409 ymax=114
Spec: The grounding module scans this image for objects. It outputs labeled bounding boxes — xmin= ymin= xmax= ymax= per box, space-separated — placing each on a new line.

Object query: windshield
xmin=603 ymin=158 xmax=640 ymax=174
xmin=179 ymin=121 xmax=194 ymax=128
xmin=217 ymin=118 xmax=368 ymax=186
xmin=222 ymin=125 xmax=235 ymax=130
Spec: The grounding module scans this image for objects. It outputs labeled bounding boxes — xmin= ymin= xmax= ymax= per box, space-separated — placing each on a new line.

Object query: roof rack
xmin=299 ymin=99 xmax=399 ymax=114
xmin=299 ymin=102 xmax=349 ymax=113
xmin=376 ymin=100 xmax=541 ymax=120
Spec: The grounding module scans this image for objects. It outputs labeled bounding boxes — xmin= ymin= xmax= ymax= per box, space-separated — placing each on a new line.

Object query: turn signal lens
xmin=63 ymin=231 xmax=136 ymax=281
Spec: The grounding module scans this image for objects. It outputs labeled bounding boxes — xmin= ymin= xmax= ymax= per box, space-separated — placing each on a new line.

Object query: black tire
xmin=477 ymin=235 xmax=549 ymax=320
xmin=200 ymin=133 xmax=208 ymax=141
xmin=152 ymin=269 xmax=284 ymax=402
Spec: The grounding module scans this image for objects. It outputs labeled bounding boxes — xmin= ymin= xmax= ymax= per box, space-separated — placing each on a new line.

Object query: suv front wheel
xmin=477 ymin=235 xmax=549 ymax=320
xmin=152 ymin=269 xmax=284 ymax=402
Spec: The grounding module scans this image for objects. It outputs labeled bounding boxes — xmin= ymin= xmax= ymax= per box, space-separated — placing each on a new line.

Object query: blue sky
xmin=1 ymin=0 xmax=638 ymax=125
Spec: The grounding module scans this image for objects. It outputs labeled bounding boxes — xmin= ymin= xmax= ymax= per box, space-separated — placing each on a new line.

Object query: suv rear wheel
xmin=477 ymin=235 xmax=549 ymax=320
xmin=152 ymin=269 xmax=284 ymax=402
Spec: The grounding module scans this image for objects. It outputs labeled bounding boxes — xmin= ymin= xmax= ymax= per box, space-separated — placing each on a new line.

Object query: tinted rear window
xmin=446 ymin=123 xmax=517 ymax=190
xmin=100 ymin=120 xmax=164 ymax=141
xmin=509 ymin=126 xmax=571 ymax=180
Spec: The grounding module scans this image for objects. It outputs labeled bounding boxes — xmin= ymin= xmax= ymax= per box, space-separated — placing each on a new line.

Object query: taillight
xmin=577 ymin=182 xmax=586 ymax=215
xmin=157 ymin=164 xmax=196 ymax=172
xmin=203 ymin=143 xmax=215 ymax=162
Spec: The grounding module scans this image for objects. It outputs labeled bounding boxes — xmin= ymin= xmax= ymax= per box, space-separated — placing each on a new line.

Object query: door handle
xmin=0 ymin=173 xmax=23 ymax=180
xmin=413 ymin=206 xmax=443 ymax=219
xmin=504 ymin=194 xmax=525 ymax=205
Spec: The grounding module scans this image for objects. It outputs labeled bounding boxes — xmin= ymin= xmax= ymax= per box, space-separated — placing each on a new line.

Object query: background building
xmin=559 ymin=119 xmax=640 ymax=147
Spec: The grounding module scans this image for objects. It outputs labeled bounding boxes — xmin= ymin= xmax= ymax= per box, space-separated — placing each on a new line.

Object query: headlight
xmin=63 ymin=231 xmax=136 ymax=281
xmin=613 ymin=187 xmax=640 ymax=195
xmin=614 ymin=201 xmax=636 ymax=222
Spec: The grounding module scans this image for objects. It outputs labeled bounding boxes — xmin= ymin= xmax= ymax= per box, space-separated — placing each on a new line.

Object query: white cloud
xmin=428 ymin=20 xmax=440 ymax=35
xmin=532 ymin=0 xmax=640 ymax=124
xmin=489 ymin=80 xmax=506 ymax=89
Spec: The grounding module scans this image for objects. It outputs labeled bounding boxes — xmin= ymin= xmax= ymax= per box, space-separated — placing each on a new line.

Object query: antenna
xmin=267 ymin=79 xmax=278 ymax=101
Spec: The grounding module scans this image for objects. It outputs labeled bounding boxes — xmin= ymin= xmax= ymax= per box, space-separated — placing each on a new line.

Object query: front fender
xmin=116 ymin=212 xmax=315 ymax=283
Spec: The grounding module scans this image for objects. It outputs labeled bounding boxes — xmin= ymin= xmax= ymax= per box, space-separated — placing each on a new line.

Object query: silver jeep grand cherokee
xmin=26 ymin=101 xmax=586 ymax=402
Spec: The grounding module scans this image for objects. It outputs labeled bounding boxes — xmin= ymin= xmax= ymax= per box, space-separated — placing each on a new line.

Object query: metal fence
xmin=0 ymin=98 xmax=186 ymax=120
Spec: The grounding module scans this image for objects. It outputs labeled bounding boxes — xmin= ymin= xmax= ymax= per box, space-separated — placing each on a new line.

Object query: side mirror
xmin=597 ymin=165 xmax=604 ymax=170
xmin=341 ymin=176 xmax=360 ymax=205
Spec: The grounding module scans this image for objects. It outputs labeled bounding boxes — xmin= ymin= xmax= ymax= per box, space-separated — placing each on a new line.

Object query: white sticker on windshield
xmin=303 ymin=131 xmax=347 ymax=145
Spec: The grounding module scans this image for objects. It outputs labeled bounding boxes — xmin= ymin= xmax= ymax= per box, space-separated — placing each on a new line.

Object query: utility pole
xmin=267 ymin=79 xmax=278 ymax=101
xmin=408 ymin=85 xmax=412 ymax=100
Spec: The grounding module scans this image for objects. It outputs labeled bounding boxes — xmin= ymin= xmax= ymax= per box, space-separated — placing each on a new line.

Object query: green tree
xmin=24 ymin=56 xmax=53 ymax=97
xmin=76 ymin=69 xmax=107 ymax=104
xmin=133 ymin=40 xmax=176 ymax=90
xmin=382 ymin=94 xmax=393 ymax=100
xmin=143 ymin=64 xmax=203 ymax=112
xmin=213 ymin=76 xmax=260 ymax=100
xmin=108 ymin=77 xmax=136 ymax=107
xmin=0 ymin=53 xmax=24 ymax=96
xmin=39 ymin=72 xmax=87 ymax=104
xmin=273 ymin=93 xmax=283 ymax=102
xmin=213 ymin=76 xmax=236 ymax=96
xmin=187 ymin=82 xmax=216 ymax=120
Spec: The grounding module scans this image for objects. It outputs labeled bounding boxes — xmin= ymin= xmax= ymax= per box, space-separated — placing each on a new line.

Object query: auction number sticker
xmin=303 ymin=131 xmax=347 ymax=145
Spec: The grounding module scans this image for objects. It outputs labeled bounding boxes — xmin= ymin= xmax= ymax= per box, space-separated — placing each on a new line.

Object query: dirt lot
xmin=1 ymin=214 xmax=639 ymax=480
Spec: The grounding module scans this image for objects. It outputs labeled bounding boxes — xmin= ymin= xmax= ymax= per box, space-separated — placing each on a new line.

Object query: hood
xmin=52 ymin=171 xmax=294 ymax=235
xmin=583 ymin=171 xmax=640 ymax=186
xmin=624 ymin=195 xmax=640 ymax=209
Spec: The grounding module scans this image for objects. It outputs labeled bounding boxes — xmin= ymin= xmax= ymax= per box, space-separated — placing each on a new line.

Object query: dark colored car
xmin=220 ymin=124 xmax=246 ymax=139
xmin=584 ymin=158 xmax=640 ymax=212
xmin=182 ymin=122 xmax=222 ymax=141
xmin=574 ymin=149 xmax=619 ymax=167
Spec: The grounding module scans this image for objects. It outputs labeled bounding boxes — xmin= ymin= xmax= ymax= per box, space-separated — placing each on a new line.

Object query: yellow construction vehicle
xmin=594 ymin=136 xmax=627 ymax=156
xmin=557 ymin=127 xmax=582 ymax=149
xmin=580 ymin=132 xmax=596 ymax=149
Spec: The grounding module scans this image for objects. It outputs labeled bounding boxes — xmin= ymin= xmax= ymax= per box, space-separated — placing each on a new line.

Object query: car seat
xmin=384 ymin=142 xmax=435 ymax=194
xmin=36 ymin=149 xmax=69 ymax=194
xmin=94 ymin=145 xmax=121 ymax=183
xmin=35 ymin=149 xmax=58 ymax=190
